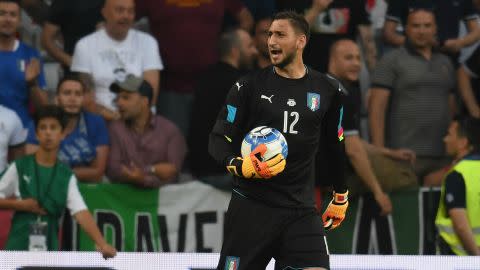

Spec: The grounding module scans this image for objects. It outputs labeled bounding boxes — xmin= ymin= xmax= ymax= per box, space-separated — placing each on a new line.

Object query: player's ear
xmin=296 ymin=34 xmax=307 ymax=50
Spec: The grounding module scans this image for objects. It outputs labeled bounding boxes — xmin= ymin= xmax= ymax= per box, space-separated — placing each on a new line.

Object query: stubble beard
xmin=273 ymin=51 xmax=296 ymax=69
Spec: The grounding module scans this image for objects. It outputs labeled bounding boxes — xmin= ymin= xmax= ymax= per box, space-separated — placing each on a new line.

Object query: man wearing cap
xmin=106 ymin=74 xmax=187 ymax=187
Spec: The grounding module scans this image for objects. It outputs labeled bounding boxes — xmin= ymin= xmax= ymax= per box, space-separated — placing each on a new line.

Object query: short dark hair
xmin=406 ymin=7 xmax=436 ymax=25
xmin=218 ymin=28 xmax=242 ymax=59
xmin=329 ymin=38 xmax=358 ymax=59
xmin=56 ymin=73 xmax=86 ymax=94
xmin=34 ymin=105 xmax=67 ymax=131
xmin=273 ymin=11 xmax=310 ymax=42
xmin=456 ymin=116 xmax=480 ymax=152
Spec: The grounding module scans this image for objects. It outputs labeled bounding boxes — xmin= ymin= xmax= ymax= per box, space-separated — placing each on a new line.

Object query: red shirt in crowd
xmin=136 ymin=0 xmax=245 ymax=94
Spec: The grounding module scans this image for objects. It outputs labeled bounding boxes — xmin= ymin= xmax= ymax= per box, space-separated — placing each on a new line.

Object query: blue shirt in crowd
xmin=27 ymin=111 xmax=109 ymax=167
xmin=0 ymin=40 xmax=47 ymax=126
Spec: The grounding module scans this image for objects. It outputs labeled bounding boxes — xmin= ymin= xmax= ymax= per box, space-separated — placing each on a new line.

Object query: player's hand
xmin=322 ymin=190 xmax=349 ymax=230
xmin=96 ymin=243 xmax=117 ymax=259
xmin=19 ymin=198 xmax=47 ymax=215
xmin=227 ymin=144 xmax=286 ymax=179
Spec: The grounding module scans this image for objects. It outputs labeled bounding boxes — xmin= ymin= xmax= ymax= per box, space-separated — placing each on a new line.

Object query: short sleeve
xmin=226 ymin=0 xmax=245 ymax=16
xmin=71 ymin=39 xmax=92 ymax=73
xmin=371 ymin=51 xmax=398 ymax=90
xmin=88 ymin=114 xmax=109 ymax=147
xmin=0 ymin=163 xmax=20 ymax=199
xmin=444 ymin=171 xmax=466 ymax=210
xmin=9 ymin=112 xmax=27 ymax=146
xmin=141 ymin=34 xmax=164 ymax=71
xmin=67 ymin=175 xmax=88 ymax=215
xmin=47 ymin=0 xmax=68 ymax=26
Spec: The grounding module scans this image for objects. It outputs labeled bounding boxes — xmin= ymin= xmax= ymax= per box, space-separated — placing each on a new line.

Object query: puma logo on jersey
xmin=261 ymin=94 xmax=274 ymax=103
xmin=23 ymin=175 xmax=31 ymax=184
xmin=235 ymin=82 xmax=243 ymax=91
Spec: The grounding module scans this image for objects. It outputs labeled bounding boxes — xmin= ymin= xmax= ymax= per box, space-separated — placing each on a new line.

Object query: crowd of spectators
xmin=0 ymin=0 xmax=479 ymax=254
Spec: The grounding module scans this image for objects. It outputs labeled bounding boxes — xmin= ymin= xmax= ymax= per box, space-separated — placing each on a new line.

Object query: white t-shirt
xmin=0 ymin=163 xmax=87 ymax=215
xmin=0 ymin=105 xmax=27 ymax=171
xmin=71 ymin=29 xmax=164 ymax=111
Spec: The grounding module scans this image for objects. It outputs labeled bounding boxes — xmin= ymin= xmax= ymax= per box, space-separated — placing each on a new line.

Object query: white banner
xmin=158 ymin=181 xmax=231 ymax=252
xmin=1 ymin=252 xmax=479 ymax=270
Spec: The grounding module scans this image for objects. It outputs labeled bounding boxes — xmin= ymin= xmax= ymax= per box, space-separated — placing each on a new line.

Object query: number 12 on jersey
xmin=283 ymin=111 xmax=299 ymax=134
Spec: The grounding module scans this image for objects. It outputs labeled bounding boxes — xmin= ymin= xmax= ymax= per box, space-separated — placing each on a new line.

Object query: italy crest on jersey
xmin=307 ymin=92 xmax=320 ymax=112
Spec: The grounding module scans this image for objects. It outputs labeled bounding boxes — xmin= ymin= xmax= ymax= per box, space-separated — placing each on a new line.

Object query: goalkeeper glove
xmin=226 ymin=144 xmax=286 ymax=179
xmin=322 ymin=190 xmax=349 ymax=230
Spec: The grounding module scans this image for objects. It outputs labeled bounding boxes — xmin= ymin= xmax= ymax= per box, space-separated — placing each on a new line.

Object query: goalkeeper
xmin=209 ymin=11 xmax=348 ymax=270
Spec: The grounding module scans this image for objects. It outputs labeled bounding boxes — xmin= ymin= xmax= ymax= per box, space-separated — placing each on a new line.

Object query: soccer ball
xmin=241 ymin=126 xmax=288 ymax=161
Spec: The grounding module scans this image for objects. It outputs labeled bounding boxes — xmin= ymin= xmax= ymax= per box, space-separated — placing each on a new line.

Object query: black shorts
xmin=217 ymin=190 xmax=330 ymax=270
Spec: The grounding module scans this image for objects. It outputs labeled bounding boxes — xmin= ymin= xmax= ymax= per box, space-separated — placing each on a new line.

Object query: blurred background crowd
xmin=1 ymin=0 xmax=480 ymax=254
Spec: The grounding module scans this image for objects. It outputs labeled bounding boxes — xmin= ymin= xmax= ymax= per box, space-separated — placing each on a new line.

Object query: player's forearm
xmin=74 ymin=210 xmax=109 ymax=248
xmin=329 ymin=141 xmax=347 ymax=193
xmin=208 ymin=128 xmax=238 ymax=167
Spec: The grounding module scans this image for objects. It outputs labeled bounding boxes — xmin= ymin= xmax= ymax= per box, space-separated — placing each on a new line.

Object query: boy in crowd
xmin=0 ymin=105 xmax=116 ymax=257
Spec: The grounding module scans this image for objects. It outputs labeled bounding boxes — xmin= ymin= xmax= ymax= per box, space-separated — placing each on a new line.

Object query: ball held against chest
xmin=241 ymin=126 xmax=288 ymax=161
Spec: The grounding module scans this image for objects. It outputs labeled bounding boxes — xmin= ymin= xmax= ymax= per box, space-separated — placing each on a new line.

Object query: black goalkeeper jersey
xmin=209 ymin=66 xmax=346 ymax=208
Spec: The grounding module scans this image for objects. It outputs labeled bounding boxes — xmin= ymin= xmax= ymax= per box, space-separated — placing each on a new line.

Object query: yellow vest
xmin=435 ymin=156 xmax=480 ymax=255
